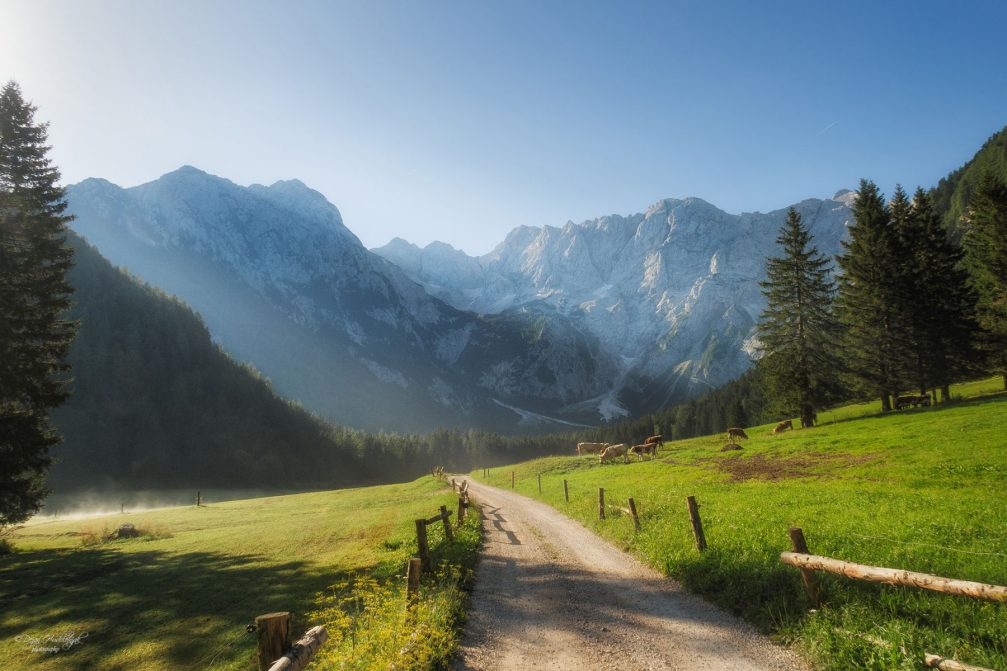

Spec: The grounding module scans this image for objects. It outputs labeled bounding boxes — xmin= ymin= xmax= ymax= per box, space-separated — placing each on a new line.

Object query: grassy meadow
xmin=0 ymin=477 xmax=478 ymax=671
xmin=473 ymin=378 xmax=1007 ymax=670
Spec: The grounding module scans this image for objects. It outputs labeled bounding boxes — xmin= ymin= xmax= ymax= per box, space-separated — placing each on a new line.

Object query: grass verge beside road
xmin=474 ymin=379 xmax=1007 ymax=670
xmin=1 ymin=477 xmax=478 ymax=670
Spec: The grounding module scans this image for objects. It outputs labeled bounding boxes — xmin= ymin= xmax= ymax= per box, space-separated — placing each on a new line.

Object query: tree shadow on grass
xmin=0 ymin=545 xmax=338 ymax=671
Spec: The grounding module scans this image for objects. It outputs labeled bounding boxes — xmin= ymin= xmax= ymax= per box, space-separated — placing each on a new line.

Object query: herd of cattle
xmin=579 ymin=394 xmax=935 ymax=464
xmin=580 ymin=421 xmax=791 ymax=463
xmin=577 ymin=434 xmax=665 ymax=463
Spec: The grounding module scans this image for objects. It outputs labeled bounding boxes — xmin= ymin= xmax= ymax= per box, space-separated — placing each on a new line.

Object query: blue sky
xmin=2 ymin=0 xmax=1006 ymax=255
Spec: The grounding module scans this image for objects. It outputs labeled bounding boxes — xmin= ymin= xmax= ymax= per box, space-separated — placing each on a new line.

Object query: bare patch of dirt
xmin=709 ymin=452 xmax=880 ymax=482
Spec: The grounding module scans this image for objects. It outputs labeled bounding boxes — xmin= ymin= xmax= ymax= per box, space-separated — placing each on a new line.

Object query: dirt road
xmin=453 ymin=479 xmax=807 ymax=671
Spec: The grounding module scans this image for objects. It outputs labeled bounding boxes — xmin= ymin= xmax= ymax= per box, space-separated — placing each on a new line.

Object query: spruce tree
xmin=0 ymin=81 xmax=77 ymax=526
xmin=907 ymin=188 xmax=980 ymax=400
xmin=757 ymin=207 xmax=842 ymax=427
xmin=836 ymin=180 xmax=910 ymax=411
xmin=962 ymin=173 xmax=1007 ymax=389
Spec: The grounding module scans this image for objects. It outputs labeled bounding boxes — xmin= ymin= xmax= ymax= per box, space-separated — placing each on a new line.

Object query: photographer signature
xmin=14 ymin=630 xmax=89 ymax=654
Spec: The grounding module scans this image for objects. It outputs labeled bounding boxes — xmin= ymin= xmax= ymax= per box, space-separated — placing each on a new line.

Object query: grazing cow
xmin=772 ymin=420 xmax=793 ymax=435
xmin=726 ymin=427 xmax=749 ymax=443
xmin=643 ymin=434 xmax=664 ymax=451
xmin=599 ymin=443 xmax=630 ymax=464
xmin=631 ymin=443 xmax=657 ymax=460
xmin=577 ymin=442 xmax=609 ymax=455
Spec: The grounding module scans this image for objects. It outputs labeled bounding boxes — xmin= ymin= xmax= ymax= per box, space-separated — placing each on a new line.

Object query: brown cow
xmin=630 ymin=443 xmax=657 ymax=460
xmin=772 ymin=420 xmax=793 ymax=435
xmin=643 ymin=434 xmax=664 ymax=451
xmin=599 ymin=443 xmax=630 ymax=464
xmin=577 ymin=442 xmax=609 ymax=455
xmin=726 ymin=427 xmax=749 ymax=444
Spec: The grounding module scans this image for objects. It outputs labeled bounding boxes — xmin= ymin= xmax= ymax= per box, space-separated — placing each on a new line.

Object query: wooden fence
xmin=251 ymin=479 xmax=470 ymax=671
xmin=780 ymin=527 xmax=1007 ymax=605
xmin=252 ymin=612 xmax=328 ymax=671
xmin=486 ymin=469 xmax=1002 ymax=671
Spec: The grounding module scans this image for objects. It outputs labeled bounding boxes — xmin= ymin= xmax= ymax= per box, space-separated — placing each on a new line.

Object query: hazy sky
xmin=3 ymin=1 xmax=1006 ymax=255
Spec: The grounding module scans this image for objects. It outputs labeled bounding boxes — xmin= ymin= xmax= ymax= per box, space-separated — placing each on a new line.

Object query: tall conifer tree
xmin=962 ymin=173 xmax=1007 ymax=389
xmin=836 ymin=180 xmax=909 ymax=410
xmin=0 ymin=81 xmax=77 ymax=526
xmin=757 ymin=208 xmax=842 ymax=427
xmin=906 ymin=188 xmax=979 ymax=400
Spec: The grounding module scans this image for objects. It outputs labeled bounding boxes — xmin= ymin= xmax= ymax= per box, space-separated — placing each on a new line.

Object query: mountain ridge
xmin=65 ymin=168 xmax=619 ymax=432
xmin=373 ymin=191 xmax=854 ymax=418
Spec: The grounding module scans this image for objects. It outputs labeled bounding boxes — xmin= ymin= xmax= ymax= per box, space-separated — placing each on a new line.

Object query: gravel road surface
xmin=452 ymin=479 xmax=807 ymax=671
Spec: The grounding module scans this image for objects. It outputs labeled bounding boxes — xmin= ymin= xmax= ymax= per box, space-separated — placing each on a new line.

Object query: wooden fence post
xmin=628 ymin=497 xmax=640 ymax=532
xmin=789 ymin=527 xmax=820 ymax=607
xmin=511 ymin=471 xmax=515 ymax=489
xmin=268 ymin=626 xmax=328 ymax=671
xmin=598 ymin=488 xmax=605 ymax=520
xmin=563 ymin=479 xmax=569 ymax=502
xmin=538 ymin=473 xmax=542 ymax=493
xmin=457 ymin=496 xmax=466 ymax=527
xmin=686 ymin=496 xmax=706 ymax=552
xmin=196 ymin=491 xmax=201 ymax=507
xmin=440 ymin=505 xmax=454 ymax=543
xmin=415 ymin=519 xmax=429 ymax=570
xmin=255 ymin=612 xmax=291 ymax=671
xmin=406 ymin=557 xmax=421 ymax=606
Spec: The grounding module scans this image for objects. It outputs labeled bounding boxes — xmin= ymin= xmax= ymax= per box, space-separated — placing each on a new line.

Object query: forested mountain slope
xmin=51 ymin=232 xmax=375 ymax=489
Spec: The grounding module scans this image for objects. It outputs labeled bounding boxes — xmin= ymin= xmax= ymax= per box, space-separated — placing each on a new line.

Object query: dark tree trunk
xmin=881 ymin=392 xmax=892 ymax=412
xmin=940 ymin=385 xmax=951 ymax=403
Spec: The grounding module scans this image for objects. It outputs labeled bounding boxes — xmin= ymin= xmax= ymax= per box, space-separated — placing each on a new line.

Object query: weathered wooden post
xmin=120 ymin=503 xmax=124 ymax=514
xmin=267 ymin=626 xmax=328 ymax=671
xmin=563 ymin=479 xmax=569 ymax=502
xmin=788 ymin=527 xmax=820 ymax=607
xmin=628 ymin=497 xmax=640 ymax=532
xmin=511 ymin=471 xmax=515 ymax=489
xmin=537 ymin=473 xmax=542 ymax=493
xmin=406 ymin=557 xmax=421 ymax=606
xmin=415 ymin=519 xmax=430 ymax=570
xmin=686 ymin=496 xmax=706 ymax=552
xmin=598 ymin=488 xmax=606 ymax=520
xmin=255 ymin=612 xmax=291 ymax=671
xmin=457 ymin=496 xmax=466 ymax=526
xmin=440 ymin=505 xmax=454 ymax=543
xmin=196 ymin=491 xmax=201 ymax=507
xmin=924 ymin=652 xmax=996 ymax=671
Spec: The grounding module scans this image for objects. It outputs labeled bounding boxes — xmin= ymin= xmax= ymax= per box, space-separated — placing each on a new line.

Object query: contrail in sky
xmin=817 ymin=121 xmax=837 ymax=136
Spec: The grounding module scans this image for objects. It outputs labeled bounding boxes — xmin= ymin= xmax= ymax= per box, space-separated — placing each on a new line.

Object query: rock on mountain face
xmin=375 ymin=192 xmax=855 ymax=419
xmin=65 ymin=167 xmax=617 ymax=432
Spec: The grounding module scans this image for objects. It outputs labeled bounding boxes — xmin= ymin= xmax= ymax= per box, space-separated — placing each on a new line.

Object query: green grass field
xmin=474 ymin=378 xmax=1007 ymax=670
xmin=1 ymin=477 xmax=474 ymax=670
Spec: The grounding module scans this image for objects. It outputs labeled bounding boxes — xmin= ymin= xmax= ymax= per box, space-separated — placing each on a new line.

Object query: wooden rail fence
xmin=476 ymin=470 xmax=1003 ymax=670
xmin=253 ymin=612 xmax=328 ymax=671
xmin=781 ymin=546 xmax=1007 ymax=603
xmin=253 ymin=474 xmax=474 ymax=671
